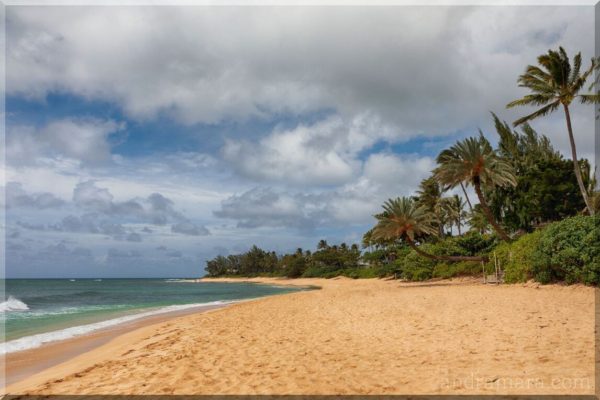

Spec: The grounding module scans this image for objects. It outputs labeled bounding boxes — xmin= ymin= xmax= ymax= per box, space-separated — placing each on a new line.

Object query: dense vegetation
xmin=205 ymin=241 xmax=371 ymax=279
xmin=205 ymin=47 xmax=599 ymax=286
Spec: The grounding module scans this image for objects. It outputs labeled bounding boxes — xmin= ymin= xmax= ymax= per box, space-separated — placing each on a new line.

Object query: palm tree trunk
xmin=460 ymin=182 xmax=474 ymax=213
xmin=457 ymin=220 xmax=462 ymax=236
xmin=563 ymin=104 xmax=592 ymax=214
xmin=404 ymin=236 xmax=487 ymax=262
xmin=473 ymin=180 xmax=511 ymax=241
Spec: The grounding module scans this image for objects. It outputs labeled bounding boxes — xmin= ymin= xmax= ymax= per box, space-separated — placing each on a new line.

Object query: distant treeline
xmin=205 ymin=241 xmax=372 ymax=279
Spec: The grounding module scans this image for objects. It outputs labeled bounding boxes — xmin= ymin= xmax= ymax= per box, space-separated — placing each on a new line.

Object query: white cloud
xmin=214 ymin=187 xmax=318 ymax=229
xmin=222 ymin=113 xmax=395 ymax=186
xmin=214 ymin=152 xmax=435 ymax=229
xmin=73 ymin=180 xmax=115 ymax=211
xmin=7 ymin=6 xmax=594 ymax=149
xmin=362 ymin=153 xmax=435 ymax=191
xmin=6 ymin=118 xmax=125 ymax=165
xmin=171 ymin=221 xmax=210 ymax=236
xmin=5 ymin=5 xmax=596 ymax=277
xmin=3 ymin=182 xmax=65 ymax=209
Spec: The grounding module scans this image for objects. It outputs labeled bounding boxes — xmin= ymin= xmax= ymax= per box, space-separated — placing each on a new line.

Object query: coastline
xmin=2 ymin=301 xmax=233 ymax=387
xmin=5 ymin=277 xmax=595 ymax=395
xmin=199 ymin=276 xmax=325 ymax=288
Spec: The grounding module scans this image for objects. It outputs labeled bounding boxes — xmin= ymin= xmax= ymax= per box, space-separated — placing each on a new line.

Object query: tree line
xmin=206 ymin=47 xmax=599 ymax=285
xmin=205 ymin=241 xmax=364 ymax=279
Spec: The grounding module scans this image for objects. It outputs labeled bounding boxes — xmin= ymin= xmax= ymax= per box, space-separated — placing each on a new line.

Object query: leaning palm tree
xmin=434 ymin=136 xmax=517 ymax=241
xmin=459 ymin=183 xmax=474 ymax=213
xmin=506 ymin=47 xmax=599 ymax=214
xmin=372 ymin=197 xmax=486 ymax=262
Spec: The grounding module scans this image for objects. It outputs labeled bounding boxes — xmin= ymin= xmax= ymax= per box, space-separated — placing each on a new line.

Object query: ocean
xmin=1 ymin=279 xmax=304 ymax=354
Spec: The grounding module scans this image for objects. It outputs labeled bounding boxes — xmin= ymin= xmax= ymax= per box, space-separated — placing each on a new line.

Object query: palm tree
xmin=583 ymin=164 xmax=598 ymax=215
xmin=447 ymin=195 xmax=467 ymax=235
xmin=416 ymin=176 xmax=448 ymax=237
xmin=372 ymin=197 xmax=486 ymax=262
xmin=434 ymin=136 xmax=517 ymax=241
xmin=506 ymin=47 xmax=599 ymax=214
xmin=362 ymin=229 xmax=374 ymax=251
xmin=317 ymin=239 xmax=328 ymax=250
xmin=460 ymin=183 xmax=474 ymax=213
xmin=468 ymin=204 xmax=491 ymax=234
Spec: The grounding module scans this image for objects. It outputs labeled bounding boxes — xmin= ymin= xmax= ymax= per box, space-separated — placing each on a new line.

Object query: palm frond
xmin=372 ymin=197 xmax=437 ymax=242
xmin=579 ymin=94 xmax=600 ymax=104
xmin=506 ymin=94 xmax=555 ymax=108
xmin=512 ymin=100 xmax=560 ymax=126
xmin=569 ymin=52 xmax=582 ymax=85
xmin=434 ymin=136 xmax=516 ymax=190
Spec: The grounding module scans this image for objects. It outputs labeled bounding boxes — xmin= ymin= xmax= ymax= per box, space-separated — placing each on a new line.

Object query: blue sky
xmin=3 ymin=5 xmax=595 ymax=278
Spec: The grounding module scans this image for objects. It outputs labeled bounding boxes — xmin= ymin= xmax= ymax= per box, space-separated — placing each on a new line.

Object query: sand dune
xmin=6 ymin=277 xmax=595 ymax=395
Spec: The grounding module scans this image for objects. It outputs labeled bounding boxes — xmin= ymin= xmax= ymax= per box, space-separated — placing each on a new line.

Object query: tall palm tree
xmin=372 ymin=197 xmax=486 ymax=262
xmin=434 ymin=136 xmax=517 ymax=241
xmin=506 ymin=47 xmax=599 ymax=214
xmin=460 ymin=183 xmax=474 ymax=213
xmin=447 ymin=195 xmax=467 ymax=235
xmin=583 ymin=163 xmax=598 ymax=215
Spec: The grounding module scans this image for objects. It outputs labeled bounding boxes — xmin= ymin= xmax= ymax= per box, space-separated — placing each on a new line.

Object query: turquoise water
xmin=1 ymin=279 xmax=304 ymax=353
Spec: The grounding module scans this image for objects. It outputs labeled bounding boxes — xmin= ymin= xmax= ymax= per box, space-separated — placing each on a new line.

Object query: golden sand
xmin=5 ymin=277 xmax=596 ymax=395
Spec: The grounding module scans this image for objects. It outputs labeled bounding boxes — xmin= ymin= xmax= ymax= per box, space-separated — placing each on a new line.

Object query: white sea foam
xmin=0 ymin=296 xmax=30 ymax=313
xmin=0 ymin=300 xmax=236 ymax=355
xmin=9 ymin=304 xmax=129 ymax=320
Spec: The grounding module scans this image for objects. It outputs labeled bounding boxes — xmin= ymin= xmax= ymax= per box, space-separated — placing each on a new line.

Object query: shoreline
xmin=3 ymin=279 xmax=310 ymax=386
xmin=5 ymin=277 xmax=595 ymax=395
xmin=198 ymin=276 xmax=326 ymax=288
xmin=2 ymin=301 xmax=233 ymax=388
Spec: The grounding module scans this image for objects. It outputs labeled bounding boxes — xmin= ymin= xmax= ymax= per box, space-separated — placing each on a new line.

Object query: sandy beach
xmin=5 ymin=277 xmax=596 ymax=395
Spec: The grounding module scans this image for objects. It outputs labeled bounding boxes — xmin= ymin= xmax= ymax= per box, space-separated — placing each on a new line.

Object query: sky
xmin=2 ymin=5 xmax=596 ymax=278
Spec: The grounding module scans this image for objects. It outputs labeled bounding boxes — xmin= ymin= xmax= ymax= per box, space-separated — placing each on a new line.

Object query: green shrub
xmin=301 ymin=265 xmax=325 ymax=278
xmin=396 ymin=244 xmax=436 ymax=281
xmin=340 ymin=268 xmax=379 ymax=279
xmin=532 ymin=215 xmax=599 ymax=285
xmin=397 ymin=238 xmax=486 ymax=281
xmin=456 ymin=232 xmax=499 ymax=256
xmin=301 ymin=265 xmax=380 ymax=279
xmin=364 ymin=262 xmax=400 ymax=278
xmin=490 ymin=229 xmax=542 ymax=283
xmin=432 ymin=261 xmax=482 ymax=279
